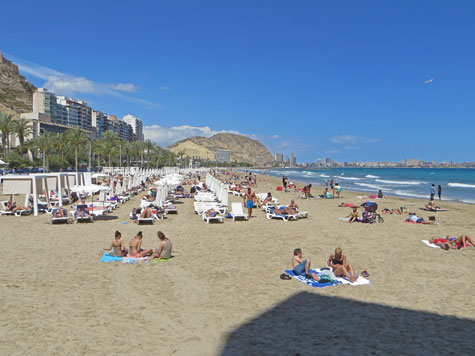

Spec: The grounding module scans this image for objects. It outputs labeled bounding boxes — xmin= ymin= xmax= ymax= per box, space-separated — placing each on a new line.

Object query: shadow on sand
xmin=220 ymin=291 xmax=475 ymax=356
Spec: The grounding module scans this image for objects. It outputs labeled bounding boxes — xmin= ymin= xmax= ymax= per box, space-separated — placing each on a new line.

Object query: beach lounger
xmin=266 ymin=207 xmax=299 ymax=222
xmin=201 ymin=211 xmax=224 ymax=224
xmin=0 ymin=201 xmax=31 ymax=217
xmin=70 ymin=210 xmax=94 ymax=223
xmin=51 ymin=208 xmax=70 ymax=224
xmin=229 ymin=202 xmax=248 ymax=221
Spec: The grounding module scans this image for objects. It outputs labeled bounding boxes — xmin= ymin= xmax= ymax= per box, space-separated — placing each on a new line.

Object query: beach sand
xmin=1 ymin=173 xmax=474 ymax=355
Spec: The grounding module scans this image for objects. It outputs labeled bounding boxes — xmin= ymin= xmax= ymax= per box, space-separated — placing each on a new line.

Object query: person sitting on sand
xmin=104 ymin=231 xmax=128 ymax=256
xmin=348 ymin=207 xmax=359 ymax=223
xmin=425 ymin=198 xmax=437 ymax=211
xmin=149 ymin=231 xmax=172 ymax=260
xmin=324 ymin=188 xmax=333 ymax=199
xmin=292 ymin=248 xmax=319 ymax=281
xmin=327 ymin=248 xmax=358 ymax=283
xmin=377 ymin=190 xmax=385 ymax=199
xmin=407 ymin=213 xmax=435 ymax=224
xmin=302 ymin=184 xmax=312 ymax=198
xmin=129 ymin=231 xmax=153 ymax=258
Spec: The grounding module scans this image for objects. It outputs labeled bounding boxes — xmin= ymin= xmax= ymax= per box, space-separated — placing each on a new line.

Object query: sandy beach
xmin=1 ymin=173 xmax=474 ymax=355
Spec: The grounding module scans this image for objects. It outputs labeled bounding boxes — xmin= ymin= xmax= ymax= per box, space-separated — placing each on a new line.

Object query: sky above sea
xmin=1 ymin=0 xmax=474 ymax=162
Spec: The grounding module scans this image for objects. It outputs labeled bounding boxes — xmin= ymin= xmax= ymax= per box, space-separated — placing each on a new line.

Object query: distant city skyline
xmin=1 ymin=1 xmax=474 ymax=161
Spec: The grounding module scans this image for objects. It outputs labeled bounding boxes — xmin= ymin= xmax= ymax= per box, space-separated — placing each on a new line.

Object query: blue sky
xmin=1 ymin=0 xmax=474 ymax=162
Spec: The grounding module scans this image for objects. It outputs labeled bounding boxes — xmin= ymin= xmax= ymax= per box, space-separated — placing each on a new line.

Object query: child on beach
xmin=348 ymin=207 xmax=359 ymax=223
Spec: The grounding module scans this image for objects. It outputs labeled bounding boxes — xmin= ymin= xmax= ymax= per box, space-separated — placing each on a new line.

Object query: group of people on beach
xmin=292 ymin=247 xmax=359 ymax=283
xmin=104 ymin=230 xmax=172 ymax=260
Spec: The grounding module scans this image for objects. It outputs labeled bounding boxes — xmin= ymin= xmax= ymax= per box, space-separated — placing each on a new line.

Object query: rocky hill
xmin=168 ymin=133 xmax=273 ymax=165
xmin=0 ymin=50 xmax=36 ymax=116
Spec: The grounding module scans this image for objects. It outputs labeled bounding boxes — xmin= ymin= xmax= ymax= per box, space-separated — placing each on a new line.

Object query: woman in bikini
xmin=105 ymin=231 xmax=128 ymax=257
xmin=430 ymin=235 xmax=475 ymax=249
xmin=327 ymin=248 xmax=358 ymax=283
xmin=128 ymin=231 xmax=153 ymax=258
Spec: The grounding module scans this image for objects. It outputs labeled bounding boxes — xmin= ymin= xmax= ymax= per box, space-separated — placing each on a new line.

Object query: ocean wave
xmin=355 ymin=183 xmax=392 ymax=191
xmin=460 ymin=199 xmax=475 ymax=204
xmin=448 ymin=183 xmax=475 ymax=188
xmin=365 ymin=175 xmax=380 ymax=179
xmin=338 ymin=176 xmax=362 ymax=181
xmin=319 ymin=174 xmax=330 ymax=178
xmin=375 ymin=179 xmax=425 ymax=185
xmin=393 ymin=190 xmax=428 ymax=199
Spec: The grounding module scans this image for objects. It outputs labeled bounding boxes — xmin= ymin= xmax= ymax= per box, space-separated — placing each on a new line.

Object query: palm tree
xmin=53 ymin=133 xmax=68 ymax=166
xmin=101 ymin=130 xmax=118 ymax=167
xmin=130 ymin=141 xmax=140 ymax=167
xmin=31 ymin=132 xmax=55 ymax=172
xmin=11 ymin=118 xmax=33 ymax=156
xmin=0 ymin=114 xmax=13 ymax=158
xmin=144 ymin=139 xmax=155 ymax=167
xmin=177 ymin=150 xmax=186 ymax=168
xmin=65 ymin=128 xmax=90 ymax=172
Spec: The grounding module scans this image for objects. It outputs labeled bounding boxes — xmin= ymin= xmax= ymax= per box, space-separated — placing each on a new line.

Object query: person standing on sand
xmin=430 ymin=184 xmax=436 ymax=200
xmin=438 ymin=185 xmax=442 ymax=200
xmin=244 ymin=187 xmax=256 ymax=219
xmin=282 ymin=176 xmax=288 ymax=191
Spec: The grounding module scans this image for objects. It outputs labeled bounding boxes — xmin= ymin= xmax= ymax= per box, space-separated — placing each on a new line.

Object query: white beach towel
xmin=421 ymin=240 xmax=441 ymax=249
xmin=315 ymin=268 xmax=371 ymax=286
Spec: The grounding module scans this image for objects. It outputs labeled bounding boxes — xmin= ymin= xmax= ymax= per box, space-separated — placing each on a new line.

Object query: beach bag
xmin=276 ymin=186 xmax=283 ymax=191
xmin=320 ymin=267 xmax=336 ymax=282
xmin=429 ymin=216 xmax=436 ymax=221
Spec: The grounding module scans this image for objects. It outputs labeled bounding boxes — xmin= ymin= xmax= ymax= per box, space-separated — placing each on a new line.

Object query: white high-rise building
xmin=122 ymin=114 xmax=144 ymax=141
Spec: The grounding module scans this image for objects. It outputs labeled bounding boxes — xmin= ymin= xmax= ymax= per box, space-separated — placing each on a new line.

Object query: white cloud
xmin=144 ymin=124 xmax=244 ymax=146
xmin=159 ymin=86 xmax=169 ymax=91
xmin=331 ymin=135 xmax=380 ymax=144
xmin=271 ymin=134 xmax=280 ymax=139
xmin=8 ymin=54 xmax=144 ymax=99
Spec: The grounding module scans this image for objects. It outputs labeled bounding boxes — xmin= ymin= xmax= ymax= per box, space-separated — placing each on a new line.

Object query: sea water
xmin=250 ymin=168 xmax=475 ymax=204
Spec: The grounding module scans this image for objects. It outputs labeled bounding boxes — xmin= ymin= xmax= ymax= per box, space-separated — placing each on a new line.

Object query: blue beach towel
xmin=285 ymin=269 xmax=340 ymax=288
xmin=100 ymin=253 xmax=124 ymax=262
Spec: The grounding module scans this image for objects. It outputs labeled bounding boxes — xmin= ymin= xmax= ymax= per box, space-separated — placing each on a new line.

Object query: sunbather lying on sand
xmin=407 ymin=213 xmax=435 ymax=224
xmin=327 ymin=248 xmax=358 ymax=283
xmin=429 ymin=235 xmax=475 ymax=249
xmin=382 ymin=208 xmax=403 ymax=215
xmin=292 ymin=248 xmax=319 ymax=281
xmin=105 ymin=231 xmax=128 ymax=256
xmin=338 ymin=202 xmax=354 ymax=207
xmin=129 ymin=231 xmax=153 ymax=258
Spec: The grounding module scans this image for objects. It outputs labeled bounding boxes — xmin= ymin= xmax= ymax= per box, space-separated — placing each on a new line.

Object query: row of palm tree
xmin=0 ymin=113 xmax=180 ymax=171
xmin=0 ymin=114 xmax=33 ymax=157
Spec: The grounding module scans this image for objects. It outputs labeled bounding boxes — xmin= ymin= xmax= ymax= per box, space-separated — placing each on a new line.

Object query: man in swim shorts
xmin=244 ymin=187 xmax=256 ymax=219
xmin=292 ymin=248 xmax=319 ymax=281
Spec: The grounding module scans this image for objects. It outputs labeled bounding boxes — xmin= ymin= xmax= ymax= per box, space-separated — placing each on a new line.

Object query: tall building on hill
xmin=123 ymin=114 xmax=144 ymax=141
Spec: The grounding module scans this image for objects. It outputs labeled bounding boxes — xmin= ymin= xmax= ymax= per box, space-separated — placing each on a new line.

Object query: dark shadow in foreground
xmin=94 ymin=215 xmax=119 ymax=221
xmin=220 ymin=291 xmax=475 ymax=356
